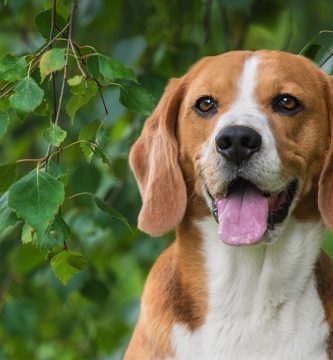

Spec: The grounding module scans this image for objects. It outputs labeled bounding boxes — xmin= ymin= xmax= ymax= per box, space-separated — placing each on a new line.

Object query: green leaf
xmin=87 ymin=53 xmax=137 ymax=82
xmin=119 ymin=81 xmax=155 ymax=115
xmin=35 ymin=215 xmax=70 ymax=250
xmin=78 ymin=120 xmax=101 ymax=162
xmin=40 ymin=48 xmax=66 ymax=81
xmin=96 ymin=127 xmax=109 ymax=148
xmin=66 ymin=80 xmax=97 ymax=122
xmin=67 ymin=253 xmax=88 ymax=269
xmin=51 ymin=250 xmax=88 ymax=285
xmin=47 ymin=160 xmax=67 ymax=184
xmin=0 ymin=109 xmax=10 ymax=141
xmin=87 ymin=193 xmax=132 ymax=232
xmin=0 ymin=55 xmax=27 ymax=81
xmin=91 ymin=145 xmax=112 ymax=167
xmin=78 ymin=120 xmax=112 ymax=167
xmin=43 ymin=0 xmax=70 ymax=19
xmin=8 ymin=169 xmax=65 ymax=234
xmin=67 ymin=75 xmax=83 ymax=86
xmin=0 ymin=97 xmax=10 ymax=110
xmin=0 ymin=192 xmax=18 ymax=233
xmin=43 ymin=123 xmax=67 ymax=147
xmin=34 ymin=100 xmax=51 ymax=118
xmin=34 ymin=9 xmax=67 ymax=40
xmin=0 ymin=162 xmax=16 ymax=193
xmin=9 ymin=76 xmax=44 ymax=114
xmin=21 ymin=223 xmax=35 ymax=244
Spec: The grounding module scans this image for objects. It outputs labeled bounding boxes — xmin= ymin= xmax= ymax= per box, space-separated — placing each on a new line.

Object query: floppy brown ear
xmin=129 ymin=78 xmax=187 ymax=236
xmin=319 ymin=76 xmax=333 ymax=231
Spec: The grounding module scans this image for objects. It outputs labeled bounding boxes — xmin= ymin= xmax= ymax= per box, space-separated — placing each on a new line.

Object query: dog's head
xmin=130 ymin=50 xmax=333 ymax=246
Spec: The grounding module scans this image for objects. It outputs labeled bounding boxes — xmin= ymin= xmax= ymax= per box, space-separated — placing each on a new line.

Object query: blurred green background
xmin=1 ymin=0 xmax=333 ymax=359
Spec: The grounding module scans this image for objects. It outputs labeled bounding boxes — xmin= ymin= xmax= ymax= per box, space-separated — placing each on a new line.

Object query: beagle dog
xmin=125 ymin=50 xmax=333 ymax=360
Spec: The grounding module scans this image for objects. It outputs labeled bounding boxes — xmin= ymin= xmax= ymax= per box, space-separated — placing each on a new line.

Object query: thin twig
xmin=45 ymin=0 xmax=58 ymax=167
xmin=48 ymin=140 xmax=84 ymax=163
xmin=79 ymin=53 xmax=99 ymax=60
xmin=96 ymin=82 xmax=109 ymax=117
xmin=49 ymin=0 xmax=57 ymax=118
xmin=35 ymin=22 xmax=70 ymax=58
xmin=51 ymin=75 xmax=57 ymax=124
xmin=0 ymin=82 xmax=12 ymax=94
xmin=50 ymin=4 xmax=75 ymax=163
xmin=44 ymin=3 xmax=78 ymax=163
xmin=320 ymin=52 xmax=333 ymax=68
xmin=69 ymin=39 xmax=87 ymax=79
xmin=16 ymin=157 xmax=47 ymax=163
xmin=0 ymin=85 xmax=14 ymax=100
xmin=54 ymin=7 xmax=75 ymax=128
xmin=73 ymin=43 xmax=109 ymax=117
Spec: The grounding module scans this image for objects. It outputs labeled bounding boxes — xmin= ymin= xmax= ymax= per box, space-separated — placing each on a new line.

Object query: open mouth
xmin=207 ymin=177 xmax=298 ymax=246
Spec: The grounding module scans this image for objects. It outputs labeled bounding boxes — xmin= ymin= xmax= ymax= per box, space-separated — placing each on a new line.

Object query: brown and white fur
xmin=125 ymin=51 xmax=333 ymax=359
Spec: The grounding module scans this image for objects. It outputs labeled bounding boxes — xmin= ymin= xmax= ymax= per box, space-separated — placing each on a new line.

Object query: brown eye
xmin=280 ymin=96 xmax=297 ymax=110
xmin=272 ymin=94 xmax=303 ymax=115
xmin=194 ymin=96 xmax=217 ymax=117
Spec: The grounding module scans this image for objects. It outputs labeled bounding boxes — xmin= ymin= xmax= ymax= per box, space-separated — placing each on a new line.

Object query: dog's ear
xmin=319 ymin=76 xmax=333 ymax=231
xmin=129 ymin=78 xmax=187 ymax=236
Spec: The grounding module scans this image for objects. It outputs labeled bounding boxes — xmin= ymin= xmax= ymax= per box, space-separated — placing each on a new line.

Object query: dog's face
xmin=130 ymin=51 xmax=333 ymax=246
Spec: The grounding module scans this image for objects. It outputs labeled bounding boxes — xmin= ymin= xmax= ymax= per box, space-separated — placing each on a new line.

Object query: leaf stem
xmin=16 ymin=157 xmax=48 ymax=164
xmin=69 ymin=39 xmax=87 ymax=79
xmin=47 ymin=140 xmax=87 ymax=163
xmin=65 ymin=191 xmax=91 ymax=201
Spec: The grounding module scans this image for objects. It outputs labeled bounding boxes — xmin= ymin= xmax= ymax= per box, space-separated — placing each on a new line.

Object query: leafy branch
xmin=0 ymin=0 xmax=155 ymax=285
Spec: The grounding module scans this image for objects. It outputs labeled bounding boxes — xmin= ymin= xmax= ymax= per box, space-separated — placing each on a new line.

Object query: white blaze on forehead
xmin=234 ymin=55 xmax=260 ymax=108
xmin=216 ymin=55 xmax=261 ymax=128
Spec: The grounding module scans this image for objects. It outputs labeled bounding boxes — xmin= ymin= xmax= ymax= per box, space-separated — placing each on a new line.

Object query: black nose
xmin=215 ymin=126 xmax=262 ymax=165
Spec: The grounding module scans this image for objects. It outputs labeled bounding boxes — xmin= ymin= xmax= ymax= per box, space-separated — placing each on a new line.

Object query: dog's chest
xmin=169 ymin=284 xmax=328 ymax=360
xmin=168 ymin=217 xmax=329 ymax=360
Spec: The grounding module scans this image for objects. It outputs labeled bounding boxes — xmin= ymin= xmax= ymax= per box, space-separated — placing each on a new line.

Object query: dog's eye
xmin=194 ymin=96 xmax=217 ymax=116
xmin=272 ymin=94 xmax=303 ymax=115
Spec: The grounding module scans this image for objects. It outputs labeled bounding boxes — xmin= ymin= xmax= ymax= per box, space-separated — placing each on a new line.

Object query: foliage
xmin=0 ymin=0 xmax=333 ymax=359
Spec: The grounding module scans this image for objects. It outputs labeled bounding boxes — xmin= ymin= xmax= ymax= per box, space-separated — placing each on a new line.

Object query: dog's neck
xmin=195 ymin=216 xmax=324 ymax=315
xmin=170 ymin=216 xmax=328 ymax=359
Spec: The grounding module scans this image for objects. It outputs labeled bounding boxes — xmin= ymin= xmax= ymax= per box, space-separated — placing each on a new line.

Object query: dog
xmin=125 ymin=50 xmax=333 ymax=360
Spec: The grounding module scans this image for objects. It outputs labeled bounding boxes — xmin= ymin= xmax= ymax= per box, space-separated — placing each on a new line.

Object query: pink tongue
xmin=216 ymin=182 xmax=269 ymax=246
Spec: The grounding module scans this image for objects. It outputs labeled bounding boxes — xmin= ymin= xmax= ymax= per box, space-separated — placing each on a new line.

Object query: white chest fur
xmin=168 ymin=217 xmax=329 ymax=360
